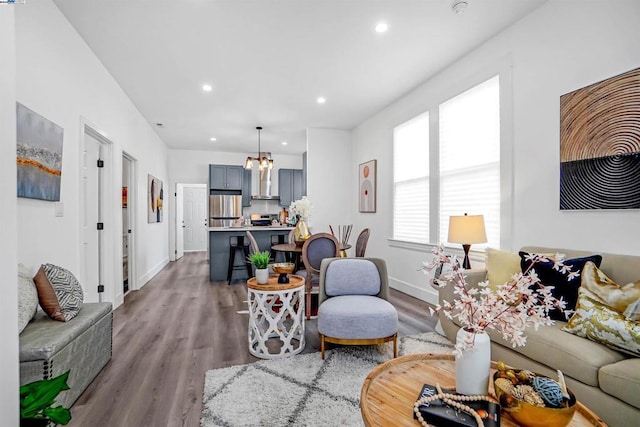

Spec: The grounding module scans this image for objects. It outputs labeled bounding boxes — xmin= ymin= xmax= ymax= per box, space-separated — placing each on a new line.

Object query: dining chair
xmin=246 ymin=231 xmax=274 ymax=275
xmin=317 ymin=257 xmax=397 ymax=359
xmin=297 ymin=233 xmax=340 ymax=319
xmin=355 ymin=228 xmax=370 ymax=257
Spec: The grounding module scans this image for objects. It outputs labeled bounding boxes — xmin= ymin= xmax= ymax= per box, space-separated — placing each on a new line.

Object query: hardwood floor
xmin=68 ymin=252 xmax=437 ymax=427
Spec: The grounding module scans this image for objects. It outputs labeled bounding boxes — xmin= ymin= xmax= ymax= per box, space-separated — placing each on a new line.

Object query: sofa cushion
xmin=324 ymin=259 xmax=381 ymax=296
xmin=19 ymin=302 xmax=112 ymax=362
xmin=485 ymin=248 xmax=521 ymax=290
xmin=599 ymin=358 xmax=640 ymax=409
xmin=18 ymin=264 xmax=38 ymax=334
xmin=563 ymin=288 xmax=640 ymax=356
xmin=318 ymin=295 xmax=397 ymax=339
xmin=485 ymin=321 xmax=626 ymax=387
xmin=519 ymin=251 xmax=603 ymax=320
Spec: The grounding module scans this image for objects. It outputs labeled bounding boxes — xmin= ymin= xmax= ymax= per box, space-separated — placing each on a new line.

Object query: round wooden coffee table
xmin=360 ymin=353 xmax=606 ymax=427
xmin=246 ymin=274 xmax=305 ymax=359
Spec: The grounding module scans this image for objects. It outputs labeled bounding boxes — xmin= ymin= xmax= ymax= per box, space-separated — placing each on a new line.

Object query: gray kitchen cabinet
xmin=278 ymin=168 xmax=303 ymax=207
xmin=242 ymin=168 xmax=252 ymax=207
xmin=209 ymin=164 xmax=243 ymax=191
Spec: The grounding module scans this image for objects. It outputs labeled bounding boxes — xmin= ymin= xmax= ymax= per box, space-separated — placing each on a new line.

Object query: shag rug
xmin=201 ymin=332 xmax=454 ymax=426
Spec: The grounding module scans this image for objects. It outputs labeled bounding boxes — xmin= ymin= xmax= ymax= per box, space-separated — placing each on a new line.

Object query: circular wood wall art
xmin=560 ymin=66 xmax=640 ymax=210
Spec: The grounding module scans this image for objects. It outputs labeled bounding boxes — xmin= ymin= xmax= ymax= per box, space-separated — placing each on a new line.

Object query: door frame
xmin=122 ymin=151 xmax=138 ymax=294
xmin=175 ymin=183 xmax=208 ymax=259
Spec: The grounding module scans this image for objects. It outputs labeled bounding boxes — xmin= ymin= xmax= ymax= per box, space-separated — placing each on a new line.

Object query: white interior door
xmin=82 ymin=134 xmax=102 ymax=303
xmin=176 ymin=184 xmax=184 ymax=260
xmin=183 ymin=186 xmax=208 ymax=252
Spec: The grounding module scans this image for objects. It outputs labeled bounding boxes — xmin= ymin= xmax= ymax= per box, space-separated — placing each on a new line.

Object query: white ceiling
xmin=53 ymin=0 xmax=546 ymax=156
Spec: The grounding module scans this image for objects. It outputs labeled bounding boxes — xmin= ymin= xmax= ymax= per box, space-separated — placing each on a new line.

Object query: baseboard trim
xmin=389 ymin=277 xmax=438 ymax=306
xmin=138 ymin=256 xmax=170 ymax=289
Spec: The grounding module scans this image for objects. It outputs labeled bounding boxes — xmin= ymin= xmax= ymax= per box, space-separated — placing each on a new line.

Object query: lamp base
xmin=462 ymin=244 xmax=472 ymax=269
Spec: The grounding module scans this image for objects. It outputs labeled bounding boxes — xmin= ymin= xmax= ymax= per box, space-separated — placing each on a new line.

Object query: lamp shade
xmin=448 ymin=214 xmax=487 ymax=244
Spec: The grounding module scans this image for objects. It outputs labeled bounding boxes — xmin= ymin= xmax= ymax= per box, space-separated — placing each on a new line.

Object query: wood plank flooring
xmin=67 ymin=252 xmax=437 ymax=427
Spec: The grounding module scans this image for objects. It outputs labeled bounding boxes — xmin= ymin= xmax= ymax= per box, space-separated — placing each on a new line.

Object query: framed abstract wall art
xmin=560 ymin=66 xmax=640 ymax=210
xmin=147 ymin=174 xmax=164 ymax=223
xmin=359 ymin=159 xmax=376 ymax=213
xmin=16 ymin=103 xmax=64 ymax=201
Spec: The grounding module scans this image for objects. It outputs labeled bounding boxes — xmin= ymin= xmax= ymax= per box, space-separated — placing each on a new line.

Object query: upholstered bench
xmin=19 ymin=302 xmax=113 ymax=407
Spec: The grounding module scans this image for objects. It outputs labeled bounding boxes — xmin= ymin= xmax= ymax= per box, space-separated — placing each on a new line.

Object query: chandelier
xmin=244 ymin=126 xmax=273 ymax=170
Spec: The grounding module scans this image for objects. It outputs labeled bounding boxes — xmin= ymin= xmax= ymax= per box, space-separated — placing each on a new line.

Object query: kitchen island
xmin=209 ymin=226 xmax=293 ymax=282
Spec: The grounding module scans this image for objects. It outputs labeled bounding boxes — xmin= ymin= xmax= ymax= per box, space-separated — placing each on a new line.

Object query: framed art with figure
xmin=359 ymin=159 xmax=376 ymax=213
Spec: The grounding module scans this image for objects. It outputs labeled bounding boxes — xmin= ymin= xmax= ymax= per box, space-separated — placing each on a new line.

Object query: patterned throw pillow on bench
xmin=33 ymin=264 xmax=84 ymax=321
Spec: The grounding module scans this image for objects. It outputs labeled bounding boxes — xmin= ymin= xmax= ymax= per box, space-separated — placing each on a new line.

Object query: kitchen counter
xmin=209 ymin=226 xmax=293 ymax=282
xmin=209 ymin=225 xmax=293 ymax=232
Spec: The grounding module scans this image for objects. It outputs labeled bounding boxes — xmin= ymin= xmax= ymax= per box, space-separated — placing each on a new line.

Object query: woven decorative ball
xmin=532 ymin=376 xmax=564 ymax=408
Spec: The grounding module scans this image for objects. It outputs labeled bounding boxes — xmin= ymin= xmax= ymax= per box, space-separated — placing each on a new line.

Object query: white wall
xmin=15 ymin=0 xmax=170 ymax=307
xmin=307 ymin=128 xmax=352 ymax=238
xmin=0 ymin=7 xmax=19 ymax=425
xmin=167 ymin=149 xmax=303 ymax=260
xmin=352 ymin=0 xmax=640 ymax=304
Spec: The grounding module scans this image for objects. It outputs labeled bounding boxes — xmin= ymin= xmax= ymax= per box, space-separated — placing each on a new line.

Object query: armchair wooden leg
xmin=320 ymin=333 xmax=325 ymax=360
xmin=393 ymin=334 xmax=398 ymax=358
xmin=306 ymin=290 xmax=311 ymax=320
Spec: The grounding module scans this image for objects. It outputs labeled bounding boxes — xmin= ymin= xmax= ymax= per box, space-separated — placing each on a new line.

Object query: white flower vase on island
xmin=421 ymin=245 xmax=576 ymax=396
xmin=455 ymin=328 xmax=491 ymax=395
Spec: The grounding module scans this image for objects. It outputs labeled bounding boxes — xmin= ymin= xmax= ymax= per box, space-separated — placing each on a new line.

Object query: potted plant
xmin=20 ymin=371 xmax=72 ymax=426
xmin=249 ymin=251 xmax=271 ymax=284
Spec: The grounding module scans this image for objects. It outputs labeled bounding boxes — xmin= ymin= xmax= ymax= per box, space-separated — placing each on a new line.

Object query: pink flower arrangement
xmin=422 ymin=246 xmax=573 ymax=355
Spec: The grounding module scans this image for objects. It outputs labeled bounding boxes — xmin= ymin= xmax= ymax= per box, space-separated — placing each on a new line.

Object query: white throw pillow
xmin=18 ymin=264 xmax=38 ymax=333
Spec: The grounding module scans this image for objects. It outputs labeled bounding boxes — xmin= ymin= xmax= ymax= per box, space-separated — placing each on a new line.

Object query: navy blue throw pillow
xmin=519 ymin=252 xmax=603 ymax=321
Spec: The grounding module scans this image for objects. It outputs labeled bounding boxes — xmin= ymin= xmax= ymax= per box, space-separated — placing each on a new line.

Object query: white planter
xmin=255 ymin=268 xmax=269 ymax=285
xmin=455 ymin=328 xmax=491 ymax=395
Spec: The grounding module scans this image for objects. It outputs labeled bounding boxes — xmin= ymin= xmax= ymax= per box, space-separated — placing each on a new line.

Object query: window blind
xmin=439 ymin=76 xmax=500 ymax=248
xmin=393 ymin=113 xmax=429 ymax=243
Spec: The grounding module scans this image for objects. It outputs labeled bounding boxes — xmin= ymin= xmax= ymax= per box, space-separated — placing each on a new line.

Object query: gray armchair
xmin=317 ymin=257 xmax=398 ymax=359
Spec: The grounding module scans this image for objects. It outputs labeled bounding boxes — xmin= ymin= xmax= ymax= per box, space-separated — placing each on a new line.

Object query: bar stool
xmin=227 ymin=236 xmax=251 ymax=285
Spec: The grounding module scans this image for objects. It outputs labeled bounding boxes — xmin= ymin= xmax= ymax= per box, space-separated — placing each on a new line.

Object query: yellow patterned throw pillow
xmin=564 ymin=288 xmax=640 ymax=356
xmin=581 ymin=261 xmax=640 ymax=313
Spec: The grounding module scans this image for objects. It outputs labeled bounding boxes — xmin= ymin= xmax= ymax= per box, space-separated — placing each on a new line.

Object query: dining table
xmin=271 ymin=242 xmax=353 ymax=270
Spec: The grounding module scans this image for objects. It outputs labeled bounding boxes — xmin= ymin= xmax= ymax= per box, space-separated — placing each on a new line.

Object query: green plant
xmin=20 ymin=371 xmax=72 ymax=425
xmin=248 ymin=251 xmax=271 ymax=269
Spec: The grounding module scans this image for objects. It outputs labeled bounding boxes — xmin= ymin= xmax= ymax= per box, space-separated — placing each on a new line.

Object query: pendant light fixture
xmin=244 ymin=126 xmax=273 ymax=170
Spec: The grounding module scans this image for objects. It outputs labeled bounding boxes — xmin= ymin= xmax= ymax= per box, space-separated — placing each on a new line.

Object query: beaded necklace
xmin=413 ymin=383 xmax=498 ymax=427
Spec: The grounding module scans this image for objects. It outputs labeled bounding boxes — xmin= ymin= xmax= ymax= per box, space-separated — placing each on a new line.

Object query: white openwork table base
xmin=247 ymin=281 xmax=305 ymax=359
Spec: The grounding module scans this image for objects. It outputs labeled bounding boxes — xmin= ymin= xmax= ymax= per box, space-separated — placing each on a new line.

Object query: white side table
xmin=247 ymin=274 xmax=305 ymax=359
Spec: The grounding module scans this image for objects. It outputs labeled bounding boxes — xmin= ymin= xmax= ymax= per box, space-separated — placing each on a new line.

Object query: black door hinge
xmin=97 ymin=159 xmax=104 ymax=168
xmin=97 ymin=222 xmax=104 ymax=230
xmin=97 ymin=285 xmax=104 ymax=293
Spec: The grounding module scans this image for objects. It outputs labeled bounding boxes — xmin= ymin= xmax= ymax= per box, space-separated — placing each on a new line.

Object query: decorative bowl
xmin=271 ymin=262 xmax=295 ymax=283
xmin=493 ymin=370 xmax=577 ymax=427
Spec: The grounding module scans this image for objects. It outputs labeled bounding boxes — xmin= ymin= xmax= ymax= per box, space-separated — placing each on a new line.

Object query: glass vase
xmin=455 ymin=328 xmax=491 ymax=395
xmin=293 ymin=216 xmax=310 ymax=247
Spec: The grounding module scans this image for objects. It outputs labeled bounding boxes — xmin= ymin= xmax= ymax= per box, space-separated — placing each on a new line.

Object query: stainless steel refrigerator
xmin=209 ymin=195 xmax=242 ymax=227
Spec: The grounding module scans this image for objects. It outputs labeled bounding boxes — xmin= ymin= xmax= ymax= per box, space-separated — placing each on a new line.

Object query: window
xmin=393 ymin=113 xmax=429 ymax=243
xmin=439 ymin=76 xmax=500 ymax=248
xmin=392 ymin=75 xmax=500 ymax=247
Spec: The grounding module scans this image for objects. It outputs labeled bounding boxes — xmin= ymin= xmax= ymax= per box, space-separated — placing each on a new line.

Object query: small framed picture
xmin=359 ymin=159 xmax=376 ymax=213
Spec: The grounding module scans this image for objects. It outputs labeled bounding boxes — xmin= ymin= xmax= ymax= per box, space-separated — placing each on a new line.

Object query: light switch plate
xmin=55 ymin=202 xmax=64 ymax=217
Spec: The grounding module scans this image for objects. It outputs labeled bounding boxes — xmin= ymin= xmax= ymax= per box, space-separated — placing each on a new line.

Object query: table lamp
xmin=447 ymin=213 xmax=487 ymax=269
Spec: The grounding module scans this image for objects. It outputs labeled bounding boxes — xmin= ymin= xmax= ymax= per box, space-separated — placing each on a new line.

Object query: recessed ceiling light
xmin=210 ymin=137 xmax=217 ymax=142
xmin=202 ymin=84 xmax=213 ymax=92
xmin=317 ymin=97 xmax=326 ymax=104
xmin=374 ymin=22 xmax=388 ymax=33
xmin=282 ymin=141 xmax=288 ymax=146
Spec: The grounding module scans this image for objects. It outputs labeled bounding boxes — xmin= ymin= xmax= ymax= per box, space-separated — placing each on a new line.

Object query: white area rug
xmin=201 ymin=332 xmax=454 ymax=426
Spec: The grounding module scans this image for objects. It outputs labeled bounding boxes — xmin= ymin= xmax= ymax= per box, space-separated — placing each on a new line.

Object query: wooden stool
xmin=227 ymin=236 xmax=251 ymax=285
